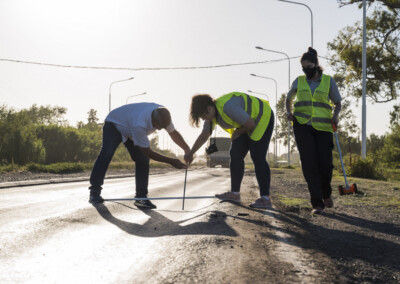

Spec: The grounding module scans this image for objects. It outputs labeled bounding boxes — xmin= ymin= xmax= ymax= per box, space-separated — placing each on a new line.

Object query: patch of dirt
xmin=270 ymin=168 xmax=400 ymax=283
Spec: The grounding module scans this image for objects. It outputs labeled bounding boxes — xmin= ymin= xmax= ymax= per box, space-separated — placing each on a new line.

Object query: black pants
xmin=89 ymin=122 xmax=150 ymax=197
xmin=230 ymin=112 xmax=274 ymax=196
xmin=293 ymin=119 xmax=333 ymax=209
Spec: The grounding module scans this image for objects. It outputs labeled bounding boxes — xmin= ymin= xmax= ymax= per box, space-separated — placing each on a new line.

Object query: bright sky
xmin=0 ymin=0 xmax=396 ymax=155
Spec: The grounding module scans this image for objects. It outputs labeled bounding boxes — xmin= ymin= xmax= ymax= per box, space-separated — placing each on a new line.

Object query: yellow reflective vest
xmin=293 ymin=74 xmax=333 ymax=133
xmin=214 ymin=92 xmax=271 ymax=141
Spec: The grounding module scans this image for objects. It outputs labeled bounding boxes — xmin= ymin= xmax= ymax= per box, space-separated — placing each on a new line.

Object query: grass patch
xmin=27 ymin=163 xmax=85 ymax=174
xmin=331 ymin=176 xmax=400 ymax=212
xmin=0 ymin=160 xmax=178 ymax=175
xmin=0 ymin=164 xmax=23 ymax=173
xmin=384 ymin=169 xmax=400 ymax=182
xmin=275 ymin=194 xmax=311 ymax=209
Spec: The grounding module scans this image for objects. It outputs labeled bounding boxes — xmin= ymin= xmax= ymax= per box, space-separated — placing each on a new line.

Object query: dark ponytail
xmin=301 ymin=47 xmax=323 ymax=73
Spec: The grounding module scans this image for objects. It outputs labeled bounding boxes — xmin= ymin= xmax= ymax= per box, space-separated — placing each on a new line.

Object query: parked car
xmin=206 ymin=137 xmax=231 ymax=168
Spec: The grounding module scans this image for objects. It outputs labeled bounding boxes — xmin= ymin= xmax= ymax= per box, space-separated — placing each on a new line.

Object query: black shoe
xmin=134 ymin=199 xmax=157 ymax=209
xmin=89 ymin=194 xmax=104 ymax=204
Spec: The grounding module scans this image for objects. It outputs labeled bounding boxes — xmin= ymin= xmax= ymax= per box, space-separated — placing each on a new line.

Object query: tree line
xmin=0 ymin=105 xmax=176 ymax=166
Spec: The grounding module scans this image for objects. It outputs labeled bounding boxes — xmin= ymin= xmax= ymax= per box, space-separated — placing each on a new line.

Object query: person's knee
xmin=230 ymin=148 xmax=246 ymax=162
xmin=135 ymin=155 xmax=150 ymax=167
xmin=99 ymin=148 xmax=114 ymax=161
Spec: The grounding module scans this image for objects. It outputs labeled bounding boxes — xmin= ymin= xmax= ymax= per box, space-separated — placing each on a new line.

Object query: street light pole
xmin=109 ymin=76 xmax=134 ymax=112
xmin=277 ymin=0 xmax=313 ymax=47
xmin=247 ymin=89 xmax=270 ymax=101
xmin=361 ymin=0 xmax=367 ymax=159
xmin=126 ymin=92 xmax=147 ymax=104
xmin=255 ymin=46 xmax=291 ymax=165
xmin=250 ymin=74 xmax=278 ymax=166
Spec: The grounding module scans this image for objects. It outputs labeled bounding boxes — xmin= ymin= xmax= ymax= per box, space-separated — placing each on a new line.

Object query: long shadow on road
xmin=217 ymin=201 xmax=400 ymax=282
xmin=93 ymin=203 xmax=237 ymax=237
xmin=262 ymin=209 xmax=400 ymax=282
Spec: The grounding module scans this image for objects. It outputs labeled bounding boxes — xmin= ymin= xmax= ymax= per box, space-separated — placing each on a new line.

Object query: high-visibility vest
xmin=214 ymin=92 xmax=271 ymax=141
xmin=293 ymin=74 xmax=333 ymax=133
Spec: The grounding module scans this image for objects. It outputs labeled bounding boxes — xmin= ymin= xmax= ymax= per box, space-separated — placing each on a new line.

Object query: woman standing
xmin=286 ymin=47 xmax=342 ymax=214
xmin=184 ymin=92 xmax=274 ymax=208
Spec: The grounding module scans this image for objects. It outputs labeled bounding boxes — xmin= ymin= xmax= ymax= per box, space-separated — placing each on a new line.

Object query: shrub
xmin=27 ymin=162 xmax=84 ymax=174
xmin=349 ymin=158 xmax=385 ymax=180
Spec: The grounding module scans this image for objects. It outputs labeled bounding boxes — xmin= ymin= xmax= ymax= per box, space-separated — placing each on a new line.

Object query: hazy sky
xmin=0 ymin=0 xmax=396 ymax=154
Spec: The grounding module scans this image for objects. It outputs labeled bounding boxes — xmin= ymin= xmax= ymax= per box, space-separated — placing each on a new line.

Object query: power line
xmin=0 ymin=57 xmax=301 ymax=71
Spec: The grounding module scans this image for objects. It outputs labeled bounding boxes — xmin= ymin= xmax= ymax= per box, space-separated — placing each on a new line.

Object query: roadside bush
xmin=27 ymin=162 xmax=84 ymax=174
xmin=349 ymin=158 xmax=385 ymax=180
xmin=0 ymin=163 xmax=22 ymax=173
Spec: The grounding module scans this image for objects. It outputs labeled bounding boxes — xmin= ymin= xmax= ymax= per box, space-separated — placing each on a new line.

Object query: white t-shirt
xmin=105 ymin=103 xmax=175 ymax=148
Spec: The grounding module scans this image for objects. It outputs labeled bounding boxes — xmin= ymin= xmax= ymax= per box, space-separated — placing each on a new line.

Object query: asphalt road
xmin=2 ymin=167 xmax=336 ymax=283
xmin=0 ymin=168 xmax=237 ymax=283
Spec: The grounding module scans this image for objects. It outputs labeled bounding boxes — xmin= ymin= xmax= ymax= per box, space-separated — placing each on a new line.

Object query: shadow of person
xmin=92 ymin=203 xmax=237 ymax=238
xmin=262 ymin=210 xmax=400 ymax=274
xmin=323 ymin=212 xmax=400 ymax=238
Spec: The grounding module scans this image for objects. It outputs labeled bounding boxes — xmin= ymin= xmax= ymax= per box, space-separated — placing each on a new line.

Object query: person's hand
xmin=231 ymin=130 xmax=241 ymax=141
xmin=170 ymin=158 xmax=188 ymax=169
xmin=332 ymin=115 xmax=339 ymax=127
xmin=286 ymin=112 xmax=294 ymax=122
xmin=184 ymin=152 xmax=194 ymax=165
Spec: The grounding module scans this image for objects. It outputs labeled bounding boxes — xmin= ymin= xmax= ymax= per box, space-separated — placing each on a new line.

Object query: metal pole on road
xmin=109 ymin=76 xmax=134 ymax=112
xmin=277 ymin=0 xmax=313 ymax=47
xmin=104 ymin=196 xmax=217 ymax=201
xmin=361 ymin=0 xmax=367 ymax=159
xmin=255 ymin=47 xmax=291 ymax=165
xmin=182 ymin=169 xmax=188 ymax=210
xmin=250 ymin=74 xmax=278 ymax=166
xmin=126 ymin=91 xmax=146 ymax=104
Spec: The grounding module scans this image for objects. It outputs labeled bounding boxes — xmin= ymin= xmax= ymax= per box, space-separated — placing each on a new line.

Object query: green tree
xmin=85 ymin=109 xmax=100 ymax=131
xmin=389 ymin=104 xmax=400 ymax=125
xmin=276 ymin=93 xmax=295 ymax=153
xmin=379 ymin=124 xmax=400 ymax=168
xmin=338 ymin=0 xmax=400 ymax=10
xmin=328 ymin=4 xmax=400 ymax=107
xmin=24 ymin=104 xmax=67 ymax=125
xmin=0 ymin=106 xmax=45 ymax=164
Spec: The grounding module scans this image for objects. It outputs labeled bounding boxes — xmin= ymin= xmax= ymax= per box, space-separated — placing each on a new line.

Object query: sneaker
xmin=215 ymin=191 xmax=241 ymax=203
xmin=89 ymin=194 xmax=104 ymax=204
xmin=250 ymin=197 xmax=272 ymax=208
xmin=324 ymin=197 xmax=334 ymax=208
xmin=134 ymin=199 xmax=157 ymax=209
xmin=311 ymin=207 xmax=324 ymax=214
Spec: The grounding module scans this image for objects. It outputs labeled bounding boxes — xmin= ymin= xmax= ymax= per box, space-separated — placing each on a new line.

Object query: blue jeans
xmin=230 ymin=112 xmax=274 ymax=196
xmin=89 ymin=122 xmax=150 ymax=197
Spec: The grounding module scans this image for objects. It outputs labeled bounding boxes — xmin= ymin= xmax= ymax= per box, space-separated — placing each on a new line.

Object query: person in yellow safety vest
xmin=184 ymin=92 xmax=275 ymax=208
xmin=286 ymin=47 xmax=342 ymax=214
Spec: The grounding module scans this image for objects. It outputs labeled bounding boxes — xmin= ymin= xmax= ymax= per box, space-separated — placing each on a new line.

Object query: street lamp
xmin=255 ymin=46 xmax=291 ymax=165
xmin=109 ymin=76 xmax=134 ymax=112
xmin=247 ymin=90 xmax=270 ymax=101
xmin=250 ymin=74 xmax=278 ymax=166
xmin=126 ymin=92 xmax=147 ymax=104
xmin=361 ymin=0 xmax=367 ymax=159
xmin=277 ymin=0 xmax=313 ymax=47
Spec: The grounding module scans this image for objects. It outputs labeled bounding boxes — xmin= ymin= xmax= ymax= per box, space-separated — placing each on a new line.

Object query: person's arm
xmin=329 ymin=77 xmax=342 ymax=127
xmin=184 ymin=128 xmax=210 ymax=164
xmin=231 ymin=117 xmax=255 ymax=140
xmin=286 ymin=98 xmax=295 ymax=121
xmin=169 ymin=130 xmax=190 ymax=154
xmin=332 ymin=101 xmax=341 ymax=126
xmin=286 ymin=79 xmax=297 ymax=121
xmin=140 ymin=147 xmax=187 ymax=169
